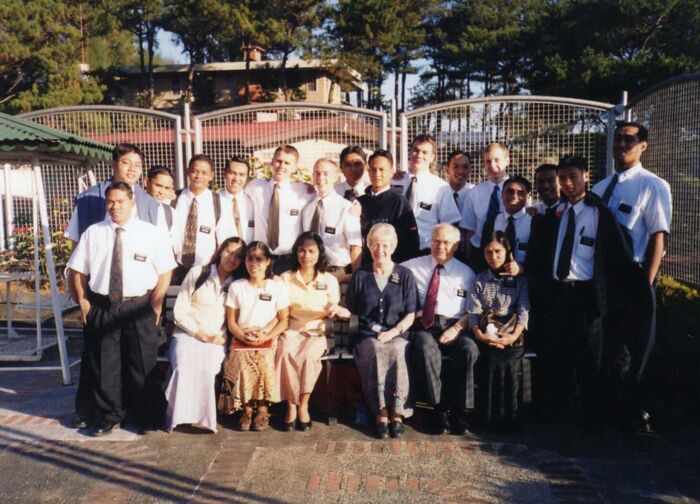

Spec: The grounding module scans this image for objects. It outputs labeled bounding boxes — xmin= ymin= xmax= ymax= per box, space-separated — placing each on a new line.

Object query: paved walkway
xmin=0 ymin=342 xmax=699 ymax=503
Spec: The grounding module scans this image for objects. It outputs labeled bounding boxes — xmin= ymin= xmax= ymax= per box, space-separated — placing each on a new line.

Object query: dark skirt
xmin=478 ymin=345 xmax=524 ymax=424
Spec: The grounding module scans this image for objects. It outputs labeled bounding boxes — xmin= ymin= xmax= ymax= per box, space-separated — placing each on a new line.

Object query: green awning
xmin=0 ymin=112 xmax=112 ymax=161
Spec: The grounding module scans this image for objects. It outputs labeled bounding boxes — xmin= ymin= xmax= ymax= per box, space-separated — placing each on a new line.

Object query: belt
xmin=88 ymin=290 xmax=152 ymax=306
xmin=555 ymin=279 xmax=593 ymax=289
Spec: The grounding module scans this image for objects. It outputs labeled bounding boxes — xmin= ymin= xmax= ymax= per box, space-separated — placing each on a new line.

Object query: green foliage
xmin=657 ymin=274 xmax=700 ymax=307
xmin=0 ymin=230 xmax=72 ymax=289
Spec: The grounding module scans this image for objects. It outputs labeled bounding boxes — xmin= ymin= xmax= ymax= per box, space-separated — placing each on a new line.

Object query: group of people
xmin=65 ymin=121 xmax=672 ymax=439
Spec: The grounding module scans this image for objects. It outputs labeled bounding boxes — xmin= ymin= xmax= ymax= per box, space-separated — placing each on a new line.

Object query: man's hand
xmin=438 ymin=325 xmax=460 ymax=345
xmin=79 ymin=298 xmax=91 ymax=325
xmin=377 ymin=328 xmax=399 ymax=343
xmin=150 ymin=301 xmax=162 ymax=326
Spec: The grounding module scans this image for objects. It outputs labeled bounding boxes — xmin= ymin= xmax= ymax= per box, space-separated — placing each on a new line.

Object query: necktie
xmin=108 ymin=227 xmax=124 ymax=303
xmin=480 ymin=184 xmax=501 ymax=249
xmin=505 ymin=215 xmax=516 ymax=251
xmin=601 ymin=173 xmax=619 ymax=206
xmin=556 ymin=207 xmax=576 ymax=280
xmin=232 ymin=196 xmax=243 ymax=238
xmin=422 ymin=264 xmax=443 ymax=329
xmin=181 ymin=198 xmax=198 ymax=267
xmin=310 ymin=199 xmax=323 ymax=233
xmin=343 ymin=188 xmax=357 ymax=202
xmin=406 ymin=176 xmax=417 ymax=208
xmin=453 ymin=191 xmax=460 ymax=211
xmin=267 ymin=183 xmax=280 ymax=250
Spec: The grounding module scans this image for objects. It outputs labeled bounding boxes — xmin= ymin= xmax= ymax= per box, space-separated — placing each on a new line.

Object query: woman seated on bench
xmin=469 ymin=230 xmax=529 ymax=431
xmin=346 ymin=223 xmax=418 ymax=439
xmin=219 ymin=241 xmax=290 ymax=431
xmin=276 ymin=232 xmax=350 ymax=431
xmin=165 ymin=237 xmax=246 ymax=433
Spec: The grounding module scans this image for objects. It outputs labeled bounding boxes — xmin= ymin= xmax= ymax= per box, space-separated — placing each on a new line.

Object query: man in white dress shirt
xmin=460 ymin=142 xmax=511 ymax=271
xmin=67 ymin=182 xmax=176 ymax=436
xmin=532 ymin=163 xmax=560 ymax=215
xmin=301 ymin=158 xmax=362 ymax=281
xmin=392 ymin=134 xmax=462 ymax=254
xmin=493 ymin=176 xmax=533 ymax=268
xmin=245 ymin=145 xmax=314 ymax=274
xmin=403 ymin=224 xmax=478 ymax=435
xmin=171 ymin=154 xmax=236 ymax=283
xmin=445 ymin=150 xmax=474 ymax=213
xmin=336 ymin=145 xmax=370 ymax=201
xmin=219 ymin=157 xmax=255 ymax=244
xmin=592 ymin=121 xmax=672 ymax=432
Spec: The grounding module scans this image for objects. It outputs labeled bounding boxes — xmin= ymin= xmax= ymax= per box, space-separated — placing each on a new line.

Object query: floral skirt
xmin=218 ymin=345 xmax=278 ymax=413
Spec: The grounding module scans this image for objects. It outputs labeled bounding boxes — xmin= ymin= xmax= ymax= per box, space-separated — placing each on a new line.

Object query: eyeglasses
xmin=246 ymin=255 xmax=267 ymax=263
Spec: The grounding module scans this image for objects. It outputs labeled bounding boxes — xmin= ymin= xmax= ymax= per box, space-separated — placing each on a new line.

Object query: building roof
xmin=121 ymin=59 xmax=363 ymax=90
xmin=0 ymin=112 xmax=112 ymax=161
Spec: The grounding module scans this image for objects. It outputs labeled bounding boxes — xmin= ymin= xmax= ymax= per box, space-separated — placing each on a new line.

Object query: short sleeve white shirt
xmin=460 ymin=178 xmax=509 ymax=247
xmin=401 ymin=255 xmax=475 ymax=319
xmin=592 ymin=164 xmax=672 ymax=263
xmin=67 ymin=217 xmax=177 ymax=296
xmin=335 ymin=179 xmax=369 ymax=199
xmin=301 ymin=192 xmax=362 ymax=267
xmin=245 ymin=178 xmax=313 ymax=254
xmin=494 ymin=208 xmax=532 ymax=263
xmin=452 ymin=183 xmax=474 ymax=213
xmin=552 ymin=200 xmax=599 ymax=281
xmin=172 ymin=188 xmax=236 ymax=266
xmin=218 ymin=189 xmax=255 ymax=244
xmin=226 ymin=278 xmax=290 ymax=328
xmin=394 ymin=171 xmax=462 ymax=250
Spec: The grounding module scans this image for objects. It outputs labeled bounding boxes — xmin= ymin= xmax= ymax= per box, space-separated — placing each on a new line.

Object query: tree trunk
xmin=245 ymin=45 xmax=251 ymax=104
xmin=281 ymin=47 xmax=291 ymax=101
xmin=137 ymin=28 xmax=146 ymax=101
xmin=401 ymin=72 xmax=407 ymax=112
xmin=146 ymin=23 xmax=156 ymax=109
xmin=394 ymin=69 xmax=399 ymax=113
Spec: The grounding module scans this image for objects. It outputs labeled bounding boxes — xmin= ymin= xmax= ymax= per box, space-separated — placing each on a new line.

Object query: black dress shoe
xmin=297 ymin=419 xmax=312 ymax=431
xmin=376 ymin=422 xmax=389 ymax=439
xmin=634 ymin=409 xmax=653 ymax=434
xmin=451 ymin=411 xmax=470 ymax=436
xmin=389 ymin=421 xmax=404 ymax=438
xmin=93 ymin=420 xmax=120 ymax=437
xmin=433 ymin=410 xmax=451 ymax=435
xmin=72 ymin=415 xmax=89 ymax=430
xmin=282 ymin=421 xmax=295 ymax=432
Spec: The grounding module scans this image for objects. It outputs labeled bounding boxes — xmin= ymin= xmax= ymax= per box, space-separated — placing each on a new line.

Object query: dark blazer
xmin=75 ymin=179 xmax=160 ymax=237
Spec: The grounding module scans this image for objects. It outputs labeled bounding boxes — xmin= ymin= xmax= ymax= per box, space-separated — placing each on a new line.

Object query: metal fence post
xmin=390 ymin=98 xmax=397 ymax=168
xmin=400 ymin=113 xmax=408 ymax=173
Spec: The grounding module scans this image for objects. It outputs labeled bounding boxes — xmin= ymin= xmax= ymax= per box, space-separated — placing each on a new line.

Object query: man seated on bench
xmin=402 ymin=224 xmax=478 ymax=435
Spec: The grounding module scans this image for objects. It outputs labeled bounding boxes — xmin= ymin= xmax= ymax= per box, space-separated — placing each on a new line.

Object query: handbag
xmin=478 ymin=309 xmax=523 ymax=346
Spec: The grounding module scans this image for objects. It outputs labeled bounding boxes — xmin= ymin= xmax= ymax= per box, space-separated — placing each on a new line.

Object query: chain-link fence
xmin=401 ymin=96 xmax=614 ymax=194
xmin=194 ymin=102 xmax=387 ymax=186
xmin=628 ymin=74 xmax=700 ymax=285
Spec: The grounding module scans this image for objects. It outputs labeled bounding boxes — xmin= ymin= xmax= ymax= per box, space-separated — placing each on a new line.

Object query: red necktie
xmin=422 ymin=264 xmax=443 ymax=329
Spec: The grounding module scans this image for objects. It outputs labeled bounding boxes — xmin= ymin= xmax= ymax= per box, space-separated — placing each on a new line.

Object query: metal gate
xmin=194 ymin=102 xmax=387 ymax=185
xmin=627 ymin=74 xmax=700 ymax=285
xmin=401 ymin=96 xmax=615 ymax=185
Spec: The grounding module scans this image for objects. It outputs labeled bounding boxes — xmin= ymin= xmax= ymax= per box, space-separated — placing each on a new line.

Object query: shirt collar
xmin=371 ymin=186 xmax=391 ymax=197
xmin=617 ymin=162 xmax=642 ymax=182
xmin=429 ymin=255 xmax=454 ymax=273
xmin=109 ymin=216 xmax=136 ymax=231
xmin=565 ymin=198 xmax=588 ymax=216
xmin=220 ymin=188 xmax=243 ymax=200
xmin=506 ymin=207 xmax=527 ymax=221
xmin=183 ymin=187 xmax=212 ymax=203
xmin=270 ymin=178 xmax=291 ymax=189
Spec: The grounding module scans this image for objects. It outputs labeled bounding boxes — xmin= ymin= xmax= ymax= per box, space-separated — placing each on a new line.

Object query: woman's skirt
xmin=164 ymin=332 xmax=226 ymax=432
xmin=479 ymin=345 xmax=524 ymax=424
xmin=276 ymin=330 xmax=328 ymax=404
xmin=218 ymin=343 xmax=278 ymax=413
xmin=354 ymin=335 xmax=413 ymax=418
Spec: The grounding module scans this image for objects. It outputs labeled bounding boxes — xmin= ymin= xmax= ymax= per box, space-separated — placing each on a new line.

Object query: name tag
xmin=517 ymin=242 xmax=528 ymax=251
xmin=456 ymin=289 xmax=466 ymax=298
xmin=290 ymin=209 xmax=300 ymax=216
xmin=315 ymin=282 xmax=327 ymax=291
xmin=199 ymin=225 xmax=212 ymax=234
xmin=618 ymin=202 xmax=632 ymax=214
xmin=259 ymin=293 xmax=272 ymax=301
xmin=580 ymin=236 xmax=595 ymax=247
xmin=324 ymin=226 xmax=336 ymax=235
xmin=133 ymin=253 xmax=147 ymax=262
xmin=389 ymin=273 xmax=400 ymax=284
xmin=419 ymin=202 xmax=432 ymax=210
xmin=248 ymin=220 xmax=254 ymax=228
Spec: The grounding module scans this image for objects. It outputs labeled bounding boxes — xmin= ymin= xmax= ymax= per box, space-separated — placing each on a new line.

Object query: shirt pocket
xmin=575 ymin=236 xmax=595 ymax=260
xmin=616 ymin=200 xmax=641 ymax=230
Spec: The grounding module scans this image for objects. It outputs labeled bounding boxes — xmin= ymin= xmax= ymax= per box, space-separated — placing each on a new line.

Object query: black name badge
xmin=324 ymin=226 xmax=336 ymax=235
xmin=456 ymin=288 xmax=467 ymax=298
xmin=419 ymin=202 xmax=432 ymax=210
xmin=315 ymin=282 xmax=327 ymax=290
xmin=133 ymin=253 xmax=147 ymax=262
xmin=580 ymin=236 xmax=595 ymax=247
xmin=389 ymin=273 xmax=401 ymax=284
xmin=290 ymin=208 xmax=300 ymax=216
xmin=199 ymin=225 xmax=212 ymax=234
xmin=618 ymin=202 xmax=632 ymax=214
xmin=259 ymin=293 xmax=272 ymax=301
xmin=248 ymin=220 xmax=255 ymax=228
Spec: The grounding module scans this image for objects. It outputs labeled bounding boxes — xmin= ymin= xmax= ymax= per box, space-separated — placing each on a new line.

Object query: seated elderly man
xmin=402 ymin=224 xmax=478 ymax=435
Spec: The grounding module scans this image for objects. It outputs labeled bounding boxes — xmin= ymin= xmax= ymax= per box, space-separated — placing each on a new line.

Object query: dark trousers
xmin=411 ymin=320 xmax=479 ymax=411
xmin=74 ymin=332 xmax=96 ymax=418
xmin=84 ymin=291 xmax=163 ymax=425
xmin=545 ymin=280 xmax=604 ymax=420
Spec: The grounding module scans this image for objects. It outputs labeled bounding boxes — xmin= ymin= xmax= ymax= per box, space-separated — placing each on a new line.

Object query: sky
xmin=156 ymin=31 xmax=422 ymax=107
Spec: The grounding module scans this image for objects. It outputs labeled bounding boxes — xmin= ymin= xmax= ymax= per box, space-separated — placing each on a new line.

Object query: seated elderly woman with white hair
xmin=345 ymin=223 xmax=419 ymax=439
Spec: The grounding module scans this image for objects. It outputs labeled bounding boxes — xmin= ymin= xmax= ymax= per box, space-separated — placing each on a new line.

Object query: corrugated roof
xmin=0 ymin=112 xmax=112 ymax=160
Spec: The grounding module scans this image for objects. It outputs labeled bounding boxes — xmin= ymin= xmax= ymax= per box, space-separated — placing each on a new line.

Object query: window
xmin=307 ymin=76 xmax=318 ymax=92
xmin=171 ymin=78 xmax=181 ymax=96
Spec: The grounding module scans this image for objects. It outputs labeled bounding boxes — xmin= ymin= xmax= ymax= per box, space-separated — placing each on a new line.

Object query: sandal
xmin=239 ymin=409 xmax=253 ymax=431
xmin=252 ymin=409 xmax=270 ymax=431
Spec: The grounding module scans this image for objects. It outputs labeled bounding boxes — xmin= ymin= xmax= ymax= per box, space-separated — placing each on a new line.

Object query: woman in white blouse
xmin=165 ymin=237 xmax=246 ymax=433
xmin=219 ymin=241 xmax=290 ymax=431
